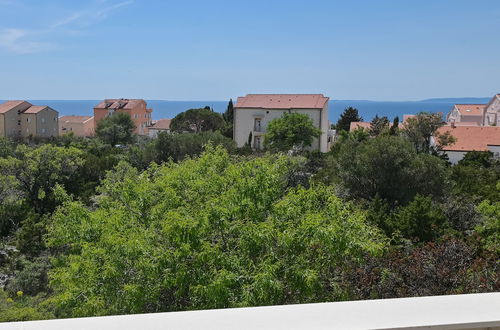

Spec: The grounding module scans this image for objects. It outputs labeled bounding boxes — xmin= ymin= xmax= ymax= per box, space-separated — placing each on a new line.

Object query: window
xmin=254 ymin=136 xmax=262 ymax=149
xmin=254 ymin=118 xmax=262 ymax=132
xmin=42 ymin=118 xmax=45 ymax=123
xmin=17 ymin=120 xmax=21 ymax=125
xmin=42 ymin=128 xmax=46 ymax=133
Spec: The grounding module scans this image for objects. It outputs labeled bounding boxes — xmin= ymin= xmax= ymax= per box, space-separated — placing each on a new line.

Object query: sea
xmin=2 ymin=98 xmax=491 ymax=123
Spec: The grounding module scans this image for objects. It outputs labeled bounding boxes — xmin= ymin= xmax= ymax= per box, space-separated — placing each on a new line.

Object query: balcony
xmin=5 ymin=293 xmax=500 ymax=329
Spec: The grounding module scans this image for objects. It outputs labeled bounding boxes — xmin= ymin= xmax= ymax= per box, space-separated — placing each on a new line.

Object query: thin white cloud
xmin=0 ymin=28 xmax=53 ymax=53
xmin=94 ymin=0 xmax=133 ymax=20
xmin=0 ymin=0 xmax=133 ymax=54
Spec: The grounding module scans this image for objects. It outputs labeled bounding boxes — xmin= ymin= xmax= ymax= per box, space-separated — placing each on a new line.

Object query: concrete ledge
xmin=1 ymin=293 xmax=499 ymax=330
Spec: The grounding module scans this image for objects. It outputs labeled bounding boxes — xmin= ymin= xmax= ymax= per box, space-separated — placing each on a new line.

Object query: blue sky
xmin=0 ymin=0 xmax=499 ymax=100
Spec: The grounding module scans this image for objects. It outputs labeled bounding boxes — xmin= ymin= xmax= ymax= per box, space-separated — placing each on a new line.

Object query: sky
xmin=0 ymin=0 xmax=499 ymax=101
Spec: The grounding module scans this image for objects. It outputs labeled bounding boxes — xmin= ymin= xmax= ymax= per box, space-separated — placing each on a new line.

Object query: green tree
xmin=264 ymin=113 xmax=322 ymax=152
xmin=47 ymin=147 xmax=386 ymax=317
xmin=221 ymin=99 xmax=235 ymax=138
xmin=389 ymin=116 xmax=399 ymax=136
xmin=336 ymin=107 xmax=362 ymax=132
xmin=369 ymin=115 xmax=389 ymax=136
xmin=392 ymin=194 xmax=447 ymax=242
xmin=170 ymin=108 xmax=225 ymax=133
xmin=401 ymin=112 xmax=454 ymax=153
xmin=153 ymin=131 xmax=235 ymax=163
xmin=96 ymin=112 xmax=136 ymax=146
xmin=334 ymin=135 xmax=447 ymax=205
xmin=476 ymin=184 xmax=500 ymax=254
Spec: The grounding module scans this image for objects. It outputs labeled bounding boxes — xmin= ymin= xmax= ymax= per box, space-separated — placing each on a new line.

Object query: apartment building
xmin=445 ymin=94 xmax=500 ymax=127
xmin=233 ymin=94 xmax=331 ymax=152
xmin=0 ymin=100 xmax=58 ymax=138
xmin=59 ymin=115 xmax=95 ymax=137
xmin=94 ymin=99 xmax=152 ymax=135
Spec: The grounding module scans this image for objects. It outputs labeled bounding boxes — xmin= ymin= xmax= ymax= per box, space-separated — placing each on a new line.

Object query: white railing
xmin=1 ymin=293 xmax=499 ymax=330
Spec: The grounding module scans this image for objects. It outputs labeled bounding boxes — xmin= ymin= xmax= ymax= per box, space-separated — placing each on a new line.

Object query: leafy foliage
xmin=369 ymin=115 xmax=389 ymax=136
xmin=401 ymin=112 xmax=453 ymax=153
xmin=334 ymin=135 xmax=447 ymax=205
xmin=264 ymin=113 xmax=322 ymax=152
xmin=46 ymin=147 xmax=386 ymax=317
xmin=96 ymin=112 xmax=136 ymax=146
xmin=335 ymin=107 xmax=362 ymax=132
xmin=170 ymin=108 xmax=226 ymax=133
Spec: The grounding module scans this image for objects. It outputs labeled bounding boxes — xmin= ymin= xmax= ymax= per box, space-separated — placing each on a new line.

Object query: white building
xmin=148 ymin=118 xmax=171 ymax=138
xmin=433 ymin=125 xmax=500 ymax=164
xmin=233 ymin=94 xmax=331 ymax=152
xmin=446 ymin=104 xmax=485 ymax=126
xmin=483 ymin=93 xmax=500 ymax=126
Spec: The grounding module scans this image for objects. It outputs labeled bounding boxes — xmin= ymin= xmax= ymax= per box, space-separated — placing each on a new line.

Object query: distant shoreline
xmin=0 ymin=98 xmax=491 ymax=122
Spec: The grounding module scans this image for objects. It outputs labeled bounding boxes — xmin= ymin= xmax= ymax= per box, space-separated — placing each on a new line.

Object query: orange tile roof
xmin=94 ymin=99 xmax=146 ymax=110
xmin=23 ymin=105 xmax=49 ymax=114
xmin=403 ymin=114 xmax=416 ymax=122
xmin=454 ymin=104 xmax=486 ymax=116
xmin=437 ymin=126 xmax=500 ymax=151
xmin=0 ymin=100 xmax=31 ymax=113
xmin=59 ymin=115 xmax=93 ymax=123
xmin=235 ymin=94 xmax=329 ymax=109
xmin=349 ymin=121 xmax=371 ymax=131
xmin=150 ymin=118 xmax=171 ymax=130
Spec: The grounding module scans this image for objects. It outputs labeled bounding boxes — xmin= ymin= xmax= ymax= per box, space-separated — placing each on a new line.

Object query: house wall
xmin=484 ymin=96 xmax=500 ymax=126
xmin=460 ymin=115 xmax=483 ymax=126
xmin=148 ymin=128 xmax=169 ymax=138
xmin=94 ymin=102 xmax=152 ymax=135
xmin=35 ymin=108 xmax=58 ymax=137
xmin=60 ymin=117 xmax=94 ymax=137
xmin=445 ymin=151 xmax=467 ymax=164
xmin=234 ymin=107 xmax=327 ymax=151
xmin=3 ymin=107 xmax=21 ymax=138
xmin=20 ymin=113 xmax=36 ymax=137
xmin=59 ymin=121 xmax=83 ymax=136
xmin=447 ymin=107 xmax=460 ymax=123
xmin=488 ymin=145 xmax=500 ymax=159
xmin=83 ymin=117 xmax=95 ymax=136
xmin=0 ymin=114 xmax=4 ymax=137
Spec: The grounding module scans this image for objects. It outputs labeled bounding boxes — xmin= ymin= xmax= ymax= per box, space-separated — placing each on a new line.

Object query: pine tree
xmin=336 ymin=107 xmax=362 ymax=132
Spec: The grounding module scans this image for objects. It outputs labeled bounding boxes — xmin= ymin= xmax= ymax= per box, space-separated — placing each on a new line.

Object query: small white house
xmin=148 ymin=119 xmax=171 ymax=138
xmin=433 ymin=125 xmax=500 ymax=164
xmin=483 ymin=93 xmax=500 ymax=126
xmin=233 ymin=94 xmax=331 ymax=152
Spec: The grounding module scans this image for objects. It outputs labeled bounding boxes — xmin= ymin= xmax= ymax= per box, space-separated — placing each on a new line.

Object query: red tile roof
xmin=349 ymin=121 xmax=371 ymax=131
xmin=23 ymin=105 xmax=49 ymax=114
xmin=454 ymin=104 xmax=486 ymax=116
xmin=235 ymin=94 xmax=329 ymax=109
xmin=437 ymin=126 xmax=500 ymax=151
xmin=150 ymin=118 xmax=171 ymax=130
xmin=403 ymin=114 xmax=416 ymax=122
xmin=94 ymin=99 xmax=146 ymax=110
xmin=59 ymin=115 xmax=93 ymax=123
xmin=0 ymin=100 xmax=31 ymax=113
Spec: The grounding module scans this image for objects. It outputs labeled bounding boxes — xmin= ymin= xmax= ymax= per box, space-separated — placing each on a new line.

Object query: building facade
xmin=483 ymin=94 xmax=500 ymax=126
xmin=233 ymin=94 xmax=331 ymax=152
xmin=59 ymin=115 xmax=95 ymax=137
xmin=434 ymin=126 xmax=500 ymax=164
xmin=0 ymin=100 xmax=58 ymax=138
xmin=148 ymin=118 xmax=171 ymax=138
xmin=93 ymin=99 xmax=152 ymax=135
xmin=446 ymin=104 xmax=485 ymax=126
